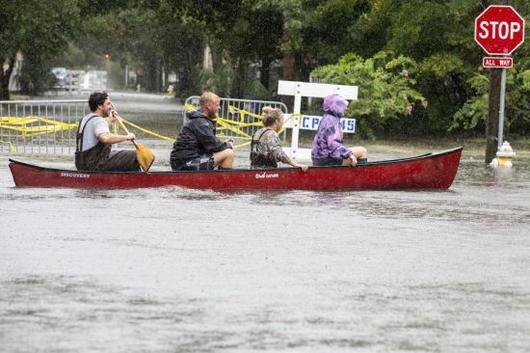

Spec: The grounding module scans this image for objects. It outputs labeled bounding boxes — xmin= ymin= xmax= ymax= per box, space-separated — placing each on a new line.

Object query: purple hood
xmin=323 ymin=94 xmax=348 ymax=117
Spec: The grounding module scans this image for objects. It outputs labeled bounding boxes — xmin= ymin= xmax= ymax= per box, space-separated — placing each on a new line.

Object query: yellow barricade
xmin=0 ymin=116 xmax=77 ymax=137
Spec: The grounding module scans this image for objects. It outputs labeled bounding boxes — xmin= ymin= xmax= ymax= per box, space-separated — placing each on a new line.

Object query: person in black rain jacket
xmin=170 ymin=91 xmax=234 ymax=170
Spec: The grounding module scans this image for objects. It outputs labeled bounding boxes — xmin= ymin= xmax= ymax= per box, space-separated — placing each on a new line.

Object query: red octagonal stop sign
xmin=475 ymin=5 xmax=525 ymax=55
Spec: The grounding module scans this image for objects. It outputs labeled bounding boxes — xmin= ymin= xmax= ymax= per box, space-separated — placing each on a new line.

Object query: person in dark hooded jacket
xmin=170 ymin=92 xmax=234 ymax=170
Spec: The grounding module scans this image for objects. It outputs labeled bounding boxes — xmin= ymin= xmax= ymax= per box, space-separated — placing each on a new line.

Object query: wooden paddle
xmin=114 ymin=113 xmax=155 ymax=172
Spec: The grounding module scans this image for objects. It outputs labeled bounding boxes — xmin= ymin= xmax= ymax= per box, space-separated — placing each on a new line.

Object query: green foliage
xmin=353 ymin=0 xmax=397 ymax=57
xmin=51 ymin=43 xmax=87 ymax=69
xmin=451 ymin=63 xmax=530 ymax=136
xmin=450 ymin=74 xmax=488 ymax=132
xmin=520 ymin=70 xmax=530 ymax=91
xmin=387 ymin=1 xmax=452 ymax=60
xmin=200 ymin=66 xmax=235 ymax=98
xmin=414 ymin=53 xmax=473 ymax=134
xmin=312 ymin=52 xmax=424 ymax=137
xmin=301 ymin=0 xmax=369 ymax=65
xmin=418 ymin=54 xmax=465 ymax=79
xmin=506 ymin=64 xmax=530 ymax=135
xmin=248 ymin=80 xmax=271 ymax=100
xmin=1 ymin=0 xmax=80 ymax=97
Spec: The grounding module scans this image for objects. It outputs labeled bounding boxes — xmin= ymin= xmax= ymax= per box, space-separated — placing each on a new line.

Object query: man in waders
xmin=75 ymin=91 xmax=140 ymax=172
xmin=170 ymin=91 xmax=234 ymax=171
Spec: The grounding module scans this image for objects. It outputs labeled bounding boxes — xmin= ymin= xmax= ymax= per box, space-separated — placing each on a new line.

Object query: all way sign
xmin=482 ymin=57 xmax=513 ymax=68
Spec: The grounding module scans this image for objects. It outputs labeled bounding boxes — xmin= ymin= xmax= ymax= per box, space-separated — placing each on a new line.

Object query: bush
xmin=311 ymin=51 xmax=424 ymax=138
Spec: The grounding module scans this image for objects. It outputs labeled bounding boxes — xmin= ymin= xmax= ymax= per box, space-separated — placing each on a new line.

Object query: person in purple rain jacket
xmin=311 ymin=94 xmax=368 ymax=167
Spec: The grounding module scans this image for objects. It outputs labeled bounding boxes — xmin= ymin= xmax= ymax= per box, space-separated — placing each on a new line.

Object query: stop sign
xmin=475 ymin=5 xmax=525 ymax=55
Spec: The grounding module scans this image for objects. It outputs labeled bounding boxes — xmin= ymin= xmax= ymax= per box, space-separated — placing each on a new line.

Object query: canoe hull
xmin=8 ymin=147 xmax=462 ymax=190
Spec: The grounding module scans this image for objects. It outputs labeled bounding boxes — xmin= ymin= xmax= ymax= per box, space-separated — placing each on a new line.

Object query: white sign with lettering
xmin=283 ymin=114 xmax=356 ymax=133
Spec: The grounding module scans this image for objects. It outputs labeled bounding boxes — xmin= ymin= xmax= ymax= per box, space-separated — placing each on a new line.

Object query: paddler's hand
xmin=126 ymin=133 xmax=136 ymax=141
xmin=109 ymin=109 xmax=120 ymax=122
xmin=226 ymin=138 xmax=234 ymax=149
xmin=297 ymin=163 xmax=309 ymax=172
xmin=348 ymin=155 xmax=358 ymax=167
xmin=292 ymin=161 xmax=308 ymax=172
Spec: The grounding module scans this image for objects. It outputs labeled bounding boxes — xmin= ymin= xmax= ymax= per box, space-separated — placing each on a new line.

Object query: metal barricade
xmin=0 ymin=99 xmax=88 ymax=155
xmin=0 ymin=96 xmax=288 ymax=155
xmin=184 ymin=96 xmax=288 ymax=143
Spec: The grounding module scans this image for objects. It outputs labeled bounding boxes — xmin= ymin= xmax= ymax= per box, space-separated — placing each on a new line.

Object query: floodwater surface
xmin=1 ymin=151 xmax=529 ymax=353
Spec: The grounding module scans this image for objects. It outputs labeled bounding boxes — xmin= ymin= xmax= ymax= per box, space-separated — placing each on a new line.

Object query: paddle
xmin=113 ymin=112 xmax=155 ymax=172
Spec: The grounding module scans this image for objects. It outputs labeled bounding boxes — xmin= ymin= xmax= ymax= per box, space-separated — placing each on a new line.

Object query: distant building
xmin=81 ymin=70 xmax=108 ymax=91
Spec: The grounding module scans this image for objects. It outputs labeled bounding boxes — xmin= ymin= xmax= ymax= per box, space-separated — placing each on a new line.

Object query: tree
xmin=157 ymin=0 xmax=205 ymax=97
xmin=0 ymin=0 xmax=80 ymax=99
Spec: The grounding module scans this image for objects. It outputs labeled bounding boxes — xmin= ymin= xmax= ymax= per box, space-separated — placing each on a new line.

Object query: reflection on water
xmin=1 ymin=153 xmax=530 ymax=352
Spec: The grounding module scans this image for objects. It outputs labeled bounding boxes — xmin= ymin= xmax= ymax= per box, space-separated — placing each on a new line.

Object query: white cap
xmin=496 ymin=141 xmax=516 ymax=158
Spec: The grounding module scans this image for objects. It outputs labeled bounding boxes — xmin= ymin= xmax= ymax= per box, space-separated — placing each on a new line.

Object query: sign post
xmin=474 ymin=5 xmax=525 ymax=160
xmin=277 ymin=81 xmax=358 ymax=160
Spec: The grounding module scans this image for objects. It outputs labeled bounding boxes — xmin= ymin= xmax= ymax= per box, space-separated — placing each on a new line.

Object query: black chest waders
xmin=75 ymin=115 xmax=112 ymax=171
xmin=250 ymin=129 xmax=278 ymax=168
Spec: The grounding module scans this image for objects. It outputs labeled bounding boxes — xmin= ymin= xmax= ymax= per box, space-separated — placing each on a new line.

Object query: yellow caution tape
xmin=227 ymin=105 xmax=264 ymax=122
xmin=0 ymin=116 xmax=77 ymax=137
xmin=119 ymin=118 xmax=176 ymax=142
xmin=184 ymin=103 xmax=197 ymax=112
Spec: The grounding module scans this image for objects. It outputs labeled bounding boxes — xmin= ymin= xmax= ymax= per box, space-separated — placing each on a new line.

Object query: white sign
xmin=284 ymin=114 xmax=356 ymax=133
xmin=278 ymin=81 xmax=358 ymax=100
xmin=482 ymin=57 xmax=513 ymax=68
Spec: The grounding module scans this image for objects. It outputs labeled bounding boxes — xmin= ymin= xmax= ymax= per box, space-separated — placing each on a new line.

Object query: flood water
xmin=1 ymin=95 xmax=530 ymax=352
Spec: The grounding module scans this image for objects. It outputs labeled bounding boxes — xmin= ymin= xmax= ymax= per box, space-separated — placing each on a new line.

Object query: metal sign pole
xmin=498 ymin=67 xmax=506 ymax=150
xmin=291 ymin=90 xmax=302 ymax=160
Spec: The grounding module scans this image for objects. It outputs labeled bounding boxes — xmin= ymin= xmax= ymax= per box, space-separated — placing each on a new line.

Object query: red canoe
xmin=8 ymin=147 xmax=462 ymax=190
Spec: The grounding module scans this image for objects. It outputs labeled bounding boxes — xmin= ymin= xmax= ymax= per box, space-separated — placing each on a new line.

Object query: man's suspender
xmin=75 ymin=114 xmax=98 ymax=152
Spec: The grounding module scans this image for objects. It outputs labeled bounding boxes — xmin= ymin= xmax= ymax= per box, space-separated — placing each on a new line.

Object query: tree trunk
xmin=178 ymin=70 xmax=189 ymax=97
xmin=0 ymin=68 xmax=9 ymax=100
xmin=209 ymin=42 xmax=223 ymax=72
xmin=145 ymin=58 xmax=158 ymax=92
xmin=282 ymin=52 xmax=295 ymax=82
xmin=260 ymin=58 xmax=271 ymax=90
xmin=232 ymin=59 xmax=247 ymax=98
xmin=296 ymin=52 xmax=312 ymax=82
xmin=485 ymin=69 xmax=501 ymax=164
xmin=0 ymin=57 xmax=15 ymax=100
